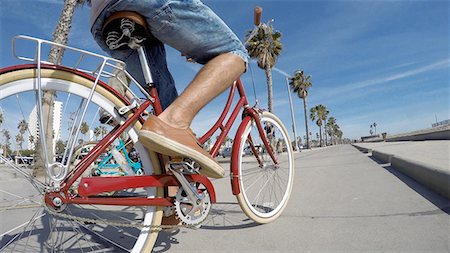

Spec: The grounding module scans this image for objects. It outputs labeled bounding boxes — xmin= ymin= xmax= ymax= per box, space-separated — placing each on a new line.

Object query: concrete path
xmin=154 ymin=145 xmax=450 ymax=252
xmin=1 ymin=145 xmax=449 ymax=252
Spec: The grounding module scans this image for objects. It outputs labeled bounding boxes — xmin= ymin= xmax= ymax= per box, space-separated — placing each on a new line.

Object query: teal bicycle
xmin=95 ymin=139 xmax=143 ymax=176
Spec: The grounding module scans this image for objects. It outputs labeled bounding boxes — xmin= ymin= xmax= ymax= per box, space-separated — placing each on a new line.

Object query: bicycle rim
xmin=235 ymin=111 xmax=294 ymax=223
xmin=0 ymin=67 xmax=162 ymax=252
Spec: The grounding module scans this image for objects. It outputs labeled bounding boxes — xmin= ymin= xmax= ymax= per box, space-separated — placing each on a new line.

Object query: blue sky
xmin=1 ymin=0 xmax=449 ymax=141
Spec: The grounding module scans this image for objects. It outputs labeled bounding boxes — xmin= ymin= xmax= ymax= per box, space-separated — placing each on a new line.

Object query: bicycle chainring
xmin=174 ymin=184 xmax=211 ymax=226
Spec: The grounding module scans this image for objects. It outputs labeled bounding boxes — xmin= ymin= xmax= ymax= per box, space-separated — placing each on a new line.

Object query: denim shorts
xmin=91 ymin=0 xmax=248 ymax=109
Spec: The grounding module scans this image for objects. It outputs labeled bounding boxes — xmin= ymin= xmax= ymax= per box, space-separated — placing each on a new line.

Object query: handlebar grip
xmin=254 ymin=6 xmax=263 ymax=26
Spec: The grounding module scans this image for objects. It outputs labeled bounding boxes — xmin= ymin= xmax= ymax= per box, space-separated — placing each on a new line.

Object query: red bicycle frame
xmin=2 ymin=64 xmax=279 ymax=209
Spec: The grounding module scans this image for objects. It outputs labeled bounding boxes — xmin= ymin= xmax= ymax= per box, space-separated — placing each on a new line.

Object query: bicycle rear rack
xmin=10 ymin=35 xmax=152 ymax=184
xmin=12 ymin=35 xmax=150 ymax=99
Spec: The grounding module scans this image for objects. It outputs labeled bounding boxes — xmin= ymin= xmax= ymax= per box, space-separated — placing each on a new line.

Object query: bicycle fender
xmin=230 ymin=115 xmax=253 ymax=195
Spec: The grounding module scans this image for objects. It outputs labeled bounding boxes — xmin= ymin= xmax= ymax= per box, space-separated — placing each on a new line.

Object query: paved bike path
xmin=153 ymin=145 xmax=450 ymax=252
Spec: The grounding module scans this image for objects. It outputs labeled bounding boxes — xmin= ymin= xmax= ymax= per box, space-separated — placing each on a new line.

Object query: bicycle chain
xmin=45 ymin=206 xmax=198 ymax=232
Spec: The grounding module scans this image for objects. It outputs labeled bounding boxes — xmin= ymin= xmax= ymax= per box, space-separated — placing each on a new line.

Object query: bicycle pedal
xmin=168 ymin=159 xmax=199 ymax=174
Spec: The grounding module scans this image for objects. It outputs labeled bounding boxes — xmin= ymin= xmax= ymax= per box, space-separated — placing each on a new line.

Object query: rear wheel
xmin=0 ymin=67 xmax=162 ymax=252
xmin=235 ymin=111 xmax=294 ymax=223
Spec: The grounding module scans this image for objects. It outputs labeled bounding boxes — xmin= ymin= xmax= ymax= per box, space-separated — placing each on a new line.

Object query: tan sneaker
xmin=139 ymin=116 xmax=225 ymax=178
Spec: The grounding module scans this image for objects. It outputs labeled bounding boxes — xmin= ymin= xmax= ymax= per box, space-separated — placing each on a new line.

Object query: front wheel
xmin=235 ymin=111 xmax=294 ymax=223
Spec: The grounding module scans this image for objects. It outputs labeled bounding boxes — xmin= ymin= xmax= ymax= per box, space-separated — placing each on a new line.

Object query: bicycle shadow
xmin=152 ymin=202 xmax=259 ymax=252
xmin=0 ymin=205 xmax=144 ymax=252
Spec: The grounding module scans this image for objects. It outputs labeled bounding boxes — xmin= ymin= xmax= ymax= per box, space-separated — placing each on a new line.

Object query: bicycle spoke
xmin=1 ymin=207 xmax=45 ymax=252
xmin=236 ymin=112 xmax=294 ymax=222
xmin=0 ymin=156 xmax=46 ymax=192
xmin=251 ymin=170 xmax=276 ymax=209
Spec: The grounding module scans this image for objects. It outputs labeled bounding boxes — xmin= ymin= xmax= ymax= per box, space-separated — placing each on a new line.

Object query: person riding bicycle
xmin=90 ymin=0 xmax=247 ymax=179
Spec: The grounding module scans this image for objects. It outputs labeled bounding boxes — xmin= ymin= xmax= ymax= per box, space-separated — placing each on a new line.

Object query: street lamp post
xmin=285 ymin=77 xmax=299 ymax=151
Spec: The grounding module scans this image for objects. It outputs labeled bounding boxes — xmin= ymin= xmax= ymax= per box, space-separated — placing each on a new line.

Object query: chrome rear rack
xmin=12 ymin=35 xmax=151 ymax=100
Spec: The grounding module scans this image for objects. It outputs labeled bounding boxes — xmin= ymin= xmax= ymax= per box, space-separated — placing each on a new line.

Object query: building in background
xmin=28 ymin=101 xmax=63 ymax=154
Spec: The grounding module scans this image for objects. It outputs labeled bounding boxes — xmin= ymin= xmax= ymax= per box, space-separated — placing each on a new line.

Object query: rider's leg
xmin=139 ymin=52 xmax=244 ymax=178
xmin=158 ymin=52 xmax=245 ymax=129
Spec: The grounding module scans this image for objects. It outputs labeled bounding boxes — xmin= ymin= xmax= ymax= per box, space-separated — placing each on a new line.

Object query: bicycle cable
xmin=248 ymin=62 xmax=258 ymax=106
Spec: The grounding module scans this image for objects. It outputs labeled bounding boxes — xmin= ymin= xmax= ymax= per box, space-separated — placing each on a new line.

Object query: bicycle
xmin=0 ymin=7 xmax=294 ymax=252
xmin=72 ymin=140 xmax=144 ymax=176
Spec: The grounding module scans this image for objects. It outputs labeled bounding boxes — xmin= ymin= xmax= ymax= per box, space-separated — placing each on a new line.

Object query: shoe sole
xmin=139 ymin=130 xmax=225 ymax=178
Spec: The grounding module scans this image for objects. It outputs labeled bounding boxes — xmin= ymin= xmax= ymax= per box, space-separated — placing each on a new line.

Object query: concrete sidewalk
xmin=154 ymin=145 xmax=450 ymax=252
xmin=352 ymin=141 xmax=450 ymax=200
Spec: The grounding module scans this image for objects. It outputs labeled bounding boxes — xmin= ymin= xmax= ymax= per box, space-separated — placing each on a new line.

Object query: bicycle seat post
xmin=136 ymin=46 xmax=154 ymax=86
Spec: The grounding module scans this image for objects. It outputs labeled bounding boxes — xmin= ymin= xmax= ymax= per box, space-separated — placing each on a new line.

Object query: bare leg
xmin=158 ymin=53 xmax=245 ymax=129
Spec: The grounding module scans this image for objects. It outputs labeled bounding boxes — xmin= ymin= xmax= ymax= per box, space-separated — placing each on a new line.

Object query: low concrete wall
xmin=352 ymin=143 xmax=450 ymax=200
xmin=352 ymin=145 xmax=371 ymax=153
xmin=386 ymin=126 xmax=450 ymax=142
xmin=372 ymin=150 xmax=393 ymax=164
xmin=391 ymin=156 xmax=450 ymax=200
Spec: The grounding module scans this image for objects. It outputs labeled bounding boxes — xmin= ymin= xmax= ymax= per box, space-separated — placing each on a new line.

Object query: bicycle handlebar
xmin=254 ymin=6 xmax=263 ymax=26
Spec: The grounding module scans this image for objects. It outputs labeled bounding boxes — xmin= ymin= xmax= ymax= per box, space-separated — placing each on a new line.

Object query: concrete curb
xmin=372 ymin=150 xmax=394 ymax=164
xmin=391 ymin=156 xmax=450 ymax=200
xmin=351 ymin=144 xmax=371 ymax=153
xmin=352 ymin=144 xmax=450 ymax=200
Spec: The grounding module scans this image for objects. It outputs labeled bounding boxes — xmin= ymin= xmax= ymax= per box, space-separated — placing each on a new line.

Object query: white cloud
xmin=272 ymin=67 xmax=290 ymax=77
xmin=313 ymin=58 xmax=450 ymax=104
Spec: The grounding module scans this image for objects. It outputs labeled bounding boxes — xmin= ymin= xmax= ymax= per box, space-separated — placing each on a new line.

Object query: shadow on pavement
xmin=153 ymin=202 xmax=259 ymax=252
xmin=382 ymin=164 xmax=450 ymax=215
xmin=200 ymin=202 xmax=259 ymax=230
xmin=369 ymin=155 xmax=450 ymax=215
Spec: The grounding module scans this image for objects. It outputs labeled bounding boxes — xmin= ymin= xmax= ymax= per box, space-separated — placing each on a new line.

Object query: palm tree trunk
xmin=49 ymin=0 xmax=79 ymax=64
xmin=323 ymin=120 xmax=327 ymax=146
xmin=264 ymin=66 xmax=273 ymax=113
xmin=319 ymin=125 xmax=323 ymax=147
xmin=302 ymin=97 xmax=310 ymax=149
xmin=34 ymin=0 xmax=79 ymax=177
xmin=329 ymin=130 xmax=333 ymax=145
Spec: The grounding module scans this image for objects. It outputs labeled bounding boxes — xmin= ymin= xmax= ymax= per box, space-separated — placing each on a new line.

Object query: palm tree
xmin=373 ymin=122 xmax=377 ymax=135
xmin=310 ymin=107 xmax=322 ymax=146
xmin=15 ymin=134 xmax=24 ymax=155
xmin=2 ymin=130 xmax=11 ymax=156
xmin=326 ymin=117 xmax=343 ymax=145
xmin=93 ymin=126 xmax=100 ymax=141
xmin=15 ymin=120 xmax=28 ymax=152
xmin=35 ymin=0 xmax=87 ymax=176
xmin=322 ymin=108 xmax=329 ymax=146
xmin=326 ymin=117 xmax=336 ymax=145
xmin=18 ymin=120 xmax=28 ymax=136
xmin=80 ymin=122 xmax=90 ymax=141
xmin=245 ymin=20 xmax=283 ymax=112
xmin=99 ymin=125 xmax=107 ymax=139
xmin=310 ymin=104 xmax=328 ymax=147
xmin=335 ymin=125 xmax=342 ymax=144
xmin=55 ymin=140 xmax=66 ymax=155
xmin=335 ymin=127 xmax=343 ymax=144
xmin=289 ymin=70 xmax=312 ymax=149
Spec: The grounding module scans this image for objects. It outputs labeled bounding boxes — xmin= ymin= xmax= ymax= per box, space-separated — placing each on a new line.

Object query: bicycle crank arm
xmin=77 ymin=174 xmax=216 ymax=203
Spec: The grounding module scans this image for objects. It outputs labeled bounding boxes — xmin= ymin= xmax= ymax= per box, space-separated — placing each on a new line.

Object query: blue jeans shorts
xmin=91 ymin=0 xmax=248 ymax=109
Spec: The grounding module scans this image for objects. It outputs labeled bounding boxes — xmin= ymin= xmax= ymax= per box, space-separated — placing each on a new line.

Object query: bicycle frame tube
xmin=198 ymin=79 xmax=249 ymax=157
xmin=62 ymin=99 xmax=152 ymax=191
